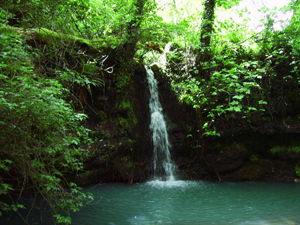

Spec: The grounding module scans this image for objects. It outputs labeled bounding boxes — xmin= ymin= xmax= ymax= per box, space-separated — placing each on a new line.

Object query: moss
xmin=250 ymin=154 xmax=259 ymax=162
xmin=295 ymin=165 xmax=300 ymax=177
xmin=241 ymin=164 xmax=267 ymax=180
xmin=270 ymin=145 xmax=300 ymax=154
xmin=92 ymin=37 xmax=122 ymax=49
xmin=35 ymin=28 xmax=120 ymax=50
xmin=35 ymin=28 xmax=90 ymax=46
xmin=121 ymin=157 xmax=134 ymax=169
xmin=113 ymin=156 xmax=134 ymax=170
xmin=118 ymin=99 xmax=138 ymax=132
xmin=98 ymin=110 xmax=107 ymax=121
xmin=112 ymin=156 xmax=135 ymax=182
xmin=219 ymin=142 xmax=248 ymax=154
xmin=81 ymin=63 xmax=98 ymax=75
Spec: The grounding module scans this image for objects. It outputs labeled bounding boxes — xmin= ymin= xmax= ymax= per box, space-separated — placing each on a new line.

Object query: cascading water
xmin=145 ymin=65 xmax=177 ymax=181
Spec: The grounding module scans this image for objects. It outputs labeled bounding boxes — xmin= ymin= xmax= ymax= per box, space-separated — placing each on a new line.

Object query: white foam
xmin=146 ymin=180 xmax=198 ymax=188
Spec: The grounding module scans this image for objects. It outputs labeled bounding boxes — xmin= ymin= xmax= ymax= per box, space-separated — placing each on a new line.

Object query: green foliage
xmin=118 ymin=99 xmax=138 ymax=133
xmin=250 ymin=154 xmax=259 ymax=162
xmin=31 ymin=27 xmax=108 ymax=110
xmin=1 ymin=0 xmax=300 ymax=212
xmin=2 ymin=0 xmax=91 ymax=36
xmin=270 ymin=146 xmax=300 ymax=154
xmin=216 ymin=0 xmax=242 ymax=9
xmin=159 ymin=0 xmax=300 ymax=144
xmin=2 ymin=0 xmax=144 ymax=42
xmin=121 ymin=157 xmax=134 ymax=169
xmin=0 ymin=24 xmax=93 ymax=224
xmin=172 ymin=50 xmax=269 ymax=136
xmin=295 ymin=165 xmax=300 ymax=177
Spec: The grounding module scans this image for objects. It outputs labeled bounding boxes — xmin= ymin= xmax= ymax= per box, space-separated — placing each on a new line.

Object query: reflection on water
xmin=1 ymin=181 xmax=300 ymax=225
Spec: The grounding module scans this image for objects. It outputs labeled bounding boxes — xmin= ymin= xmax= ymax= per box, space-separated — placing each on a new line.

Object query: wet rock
xmin=221 ymin=163 xmax=268 ymax=181
xmin=204 ymin=143 xmax=250 ymax=174
xmin=74 ymin=169 xmax=105 ymax=186
xmin=218 ymin=157 xmax=296 ymax=182
xmin=294 ymin=178 xmax=300 ymax=183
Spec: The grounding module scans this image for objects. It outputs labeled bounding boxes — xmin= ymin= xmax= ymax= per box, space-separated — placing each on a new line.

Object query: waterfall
xmin=145 ymin=65 xmax=176 ymax=181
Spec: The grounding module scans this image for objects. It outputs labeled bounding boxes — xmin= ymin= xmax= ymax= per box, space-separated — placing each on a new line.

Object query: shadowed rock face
xmin=203 ymin=143 xmax=250 ymax=174
xmin=74 ymin=63 xmax=300 ymax=185
xmin=150 ymin=64 xmax=300 ymax=182
xmin=73 ymin=64 xmax=152 ymax=185
xmin=73 ymin=64 xmax=194 ymax=185
xmin=181 ymin=132 xmax=300 ymax=182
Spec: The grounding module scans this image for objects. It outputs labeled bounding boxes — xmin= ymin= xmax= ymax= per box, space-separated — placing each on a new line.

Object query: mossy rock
xmin=111 ymin=156 xmax=135 ymax=182
xmin=222 ymin=164 xmax=268 ymax=181
xmin=295 ymin=165 xmax=300 ymax=177
xmin=113 ymin=156 xmax=134 ymax=171
xmin=269 ymin=145 xmax=300 ymax=160
xmin=34 ymin=28 xmax=118 ymax=55
xmin=35 ymin=28 xmax=89 ymax=46
xmin=250 ymin=154 xmax=259 ymax=162
xmin=204 ymin=143 xmax=250 ymax=173
xmin=74 ymin=169 xmax=101 ymax=186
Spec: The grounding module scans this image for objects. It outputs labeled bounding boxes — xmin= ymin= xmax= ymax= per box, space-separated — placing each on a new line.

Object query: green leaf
xmin=248 ymin=107 xmax=257 ymax=111
xmin=258 ymin=100 xmax=268 ymax=105
xmin=230 ymin=101 xmax=240 ymax=105
xmin=233 ymin=107 xmax=242 ymax=112
xmin=232 ymin=95 xmax=244 ymax=100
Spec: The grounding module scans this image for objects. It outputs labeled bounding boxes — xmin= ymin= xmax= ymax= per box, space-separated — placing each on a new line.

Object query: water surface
xmin=70 ymin=181 xmax=300 ymax=225
xmin=1 ymin=181 xmax=299 ymax=224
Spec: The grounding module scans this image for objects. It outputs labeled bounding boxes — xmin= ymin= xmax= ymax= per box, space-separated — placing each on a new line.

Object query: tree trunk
xmin=200 ymin=0 xmax=216 ymax=48
xmin=196 ymin=0 xmax=216 ymax=80
xmin=121 ymin=0 xmax=146 ymax=61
